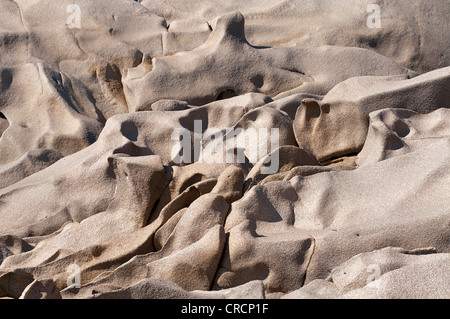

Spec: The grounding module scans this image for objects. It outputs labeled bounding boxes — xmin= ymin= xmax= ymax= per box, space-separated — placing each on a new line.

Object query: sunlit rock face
xmin=0 ymin=0 xmax=448 ymax=300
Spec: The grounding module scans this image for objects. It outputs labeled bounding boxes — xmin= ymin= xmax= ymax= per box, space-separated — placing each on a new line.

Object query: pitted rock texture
xmin=0 ymin=0 xmax=448 ymax=299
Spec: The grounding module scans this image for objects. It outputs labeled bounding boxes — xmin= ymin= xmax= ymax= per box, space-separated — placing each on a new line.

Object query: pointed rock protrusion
xmin=204 ymin=11 xmax=248 ymax=48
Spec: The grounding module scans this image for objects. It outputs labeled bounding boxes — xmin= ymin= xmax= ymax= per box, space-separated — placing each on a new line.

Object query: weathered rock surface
xmin=294 ymin=67 xmax=450 ymax=162
xmin=141 ymin=0 xmax=450 ymax=73
xmin=123 ymin=11 xmax=416 ymax=111
xmin=0 ymin=0 xmax=448 ymax=300
xmin=282 ymin=247 xmax=450 ymax=299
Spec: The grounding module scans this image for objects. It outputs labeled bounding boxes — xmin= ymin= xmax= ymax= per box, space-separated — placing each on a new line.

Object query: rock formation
xmin=0 ymin=0 xmax=448 ymax=300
